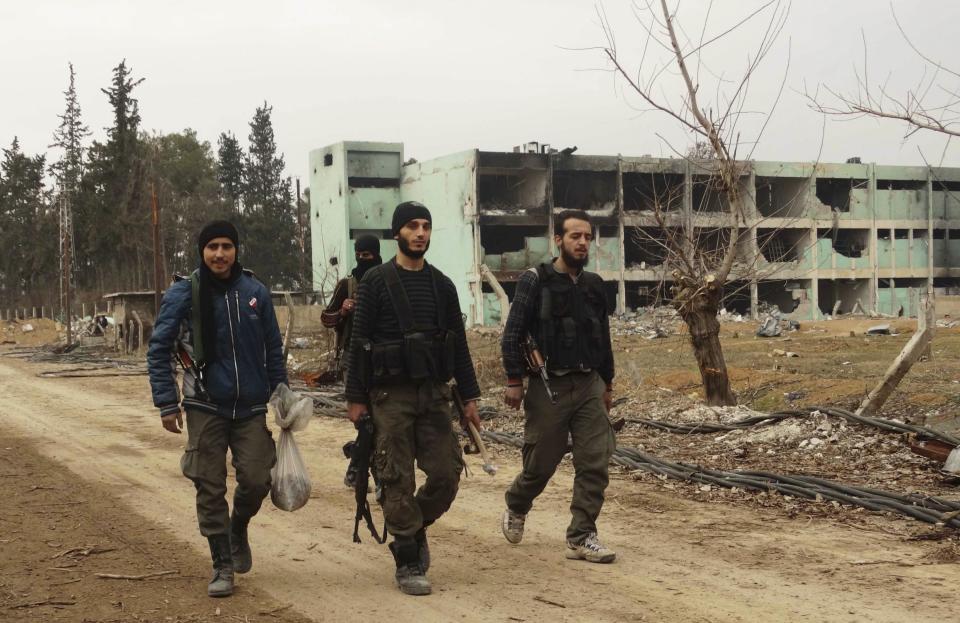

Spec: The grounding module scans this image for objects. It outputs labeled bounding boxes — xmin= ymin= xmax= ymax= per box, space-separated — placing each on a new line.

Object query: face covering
xmin=352 ymin=256 xmax=381 ymax=280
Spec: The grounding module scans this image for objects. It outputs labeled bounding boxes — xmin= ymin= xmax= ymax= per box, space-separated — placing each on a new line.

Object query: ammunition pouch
xmin=364 ymin=329 xmax=455 ymax=384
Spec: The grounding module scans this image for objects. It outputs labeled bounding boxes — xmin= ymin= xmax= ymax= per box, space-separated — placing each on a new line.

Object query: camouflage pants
xmin=370 ymin=381 xmax=464 ymax=538
xmin=505 ymin=371 xmax=615 ymax=543
xmin=181 ymin=409 xmax=277 ymax=536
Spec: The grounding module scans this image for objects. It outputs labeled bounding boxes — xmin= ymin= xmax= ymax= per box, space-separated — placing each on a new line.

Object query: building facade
xmin=309 ymin=141 xmax=960 ymax=325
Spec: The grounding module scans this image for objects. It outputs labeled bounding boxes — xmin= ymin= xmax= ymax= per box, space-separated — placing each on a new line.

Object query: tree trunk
xmin=675 ymin=279 xmax=737 ymax=406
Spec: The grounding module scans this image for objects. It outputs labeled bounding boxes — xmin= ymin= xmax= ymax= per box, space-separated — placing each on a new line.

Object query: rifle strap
xmin=189 ymin=270 xmax=205 ymax=367
xmin=353 ymin=500 xmax=386 ymax=544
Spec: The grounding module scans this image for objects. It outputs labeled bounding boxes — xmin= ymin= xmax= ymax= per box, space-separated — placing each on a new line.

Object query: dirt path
xmin=1 ymin=354 xmax=958 ymax=622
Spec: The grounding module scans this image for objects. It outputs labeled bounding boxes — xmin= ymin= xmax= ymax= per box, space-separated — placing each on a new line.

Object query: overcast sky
xmin=2 ymin=0 xmax=958 ymax=187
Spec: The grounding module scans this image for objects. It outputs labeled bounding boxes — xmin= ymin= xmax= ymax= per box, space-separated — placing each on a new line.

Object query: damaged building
xmin=308 ymin=141 xmax=960 ymax=325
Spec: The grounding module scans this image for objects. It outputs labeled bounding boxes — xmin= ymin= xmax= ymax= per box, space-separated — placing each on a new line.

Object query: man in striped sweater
xmin=345 ymin=201 xmax=481 ymax=596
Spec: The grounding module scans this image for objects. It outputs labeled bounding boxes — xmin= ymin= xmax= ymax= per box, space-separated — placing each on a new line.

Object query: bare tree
xmin=598 ymin=0 xmax=791 ymax=405
xmin=807 ymin=5 xmax=960 ymax=146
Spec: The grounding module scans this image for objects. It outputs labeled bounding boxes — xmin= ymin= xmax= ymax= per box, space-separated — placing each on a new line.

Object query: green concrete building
xmin=309 ymin=141 xmax=960 ymax=324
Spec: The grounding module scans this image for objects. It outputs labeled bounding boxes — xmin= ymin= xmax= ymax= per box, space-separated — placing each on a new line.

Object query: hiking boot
xmin=207 ymin=534 xmax=235 ymax=597
xmin=565 ymin=533 xmax=616 ymax=564
xmin=501 ymin=508 xmax=526 ymax=544
xmin=415 ymin=528 xmax=430 ymax=573
xmin=389 ymin=539 xmax=431 ymax=596
xmin=229 ymin=512 xmax=252 ymax=574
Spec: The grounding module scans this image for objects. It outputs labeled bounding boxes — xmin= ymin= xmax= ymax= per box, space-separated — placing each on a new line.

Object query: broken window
xmin=691 ymin=175 xmax=726 ymax=213
xmin=552 ymin=170 xmax=618 ymax=213
xmin=757 ymin=228 xmax=808 ymax=263
xmin=817 ymin=278 xmax=871 ymax=315
xmin=623 ymin=172 xmax=684 ymax=212
xmin=624 ymin=281 xmax=668 ymax=309
xmin=478 ymin=169 xmax=548 ymax=214
xmin=755 ymin=176 xmax=810 ymax=218
xmin=814 ymin=178 xmax=867 ymax=212
xmin=757 ymin=280 xmax=806 ymax=314
xmin=826 ymin=229 xmax=869 ymax=258
xmin=722 ymin=280 xmax=752 ymax=315
xmin=480 ymin=225 xmax=550 ymax=272
xmin=624 ymin=226 xmax=674 ymax=268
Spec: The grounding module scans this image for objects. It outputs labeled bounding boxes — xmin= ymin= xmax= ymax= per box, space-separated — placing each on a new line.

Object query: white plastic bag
xmin=269 ymin=383 xmax=314 ymax=511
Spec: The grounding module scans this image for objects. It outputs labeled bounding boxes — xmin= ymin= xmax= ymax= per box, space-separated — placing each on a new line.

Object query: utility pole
xmin=59 ymin=192 xmax=74 ymax=346
xmin=151 ymin=183 xmax=162 ymax=315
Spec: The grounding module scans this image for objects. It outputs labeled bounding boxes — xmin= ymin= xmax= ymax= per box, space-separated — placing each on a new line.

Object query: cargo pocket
xmin=180 ymin=436 xmax=201 ymax=481
xmin=373 ymin=441 xmax=401 ymax=485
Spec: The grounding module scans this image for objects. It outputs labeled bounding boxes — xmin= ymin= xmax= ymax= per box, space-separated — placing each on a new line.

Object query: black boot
xmin=389 ymin=537 xmax=431 ymax=596
xmin=414 ymin=528 xmax=430 ymax=573
xmin=207 ymin=534 xmax=234 ymax=598
xmin=230 ymin=512 xmax=252 ymax=574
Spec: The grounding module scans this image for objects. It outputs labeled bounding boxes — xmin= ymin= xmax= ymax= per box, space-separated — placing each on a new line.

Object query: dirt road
xmin=1 ymin=354 xmax=958 ymax=622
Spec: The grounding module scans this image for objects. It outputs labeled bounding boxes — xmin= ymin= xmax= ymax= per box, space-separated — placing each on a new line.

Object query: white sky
xmin=2 ymin=0 xmax=959 ymax=187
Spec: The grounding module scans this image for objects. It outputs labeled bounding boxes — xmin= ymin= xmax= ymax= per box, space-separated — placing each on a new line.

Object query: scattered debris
xmin=95 ymin=570 xmax=178 ymax=581
xmin=866 ymin=324 xmax=892 ymax=336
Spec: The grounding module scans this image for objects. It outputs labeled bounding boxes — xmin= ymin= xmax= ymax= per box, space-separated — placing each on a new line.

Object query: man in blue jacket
xmin=147 ymin=221 xmax=287 ymax=598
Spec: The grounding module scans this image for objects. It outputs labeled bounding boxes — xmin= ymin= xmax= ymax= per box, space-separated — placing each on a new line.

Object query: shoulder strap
xmin=427 ymin=263 xmax=448 ymax=331
xmin=189 ymin=270 xmax=205 ymax=366
xmin=381 ymin=261 xmax=416 ymax=333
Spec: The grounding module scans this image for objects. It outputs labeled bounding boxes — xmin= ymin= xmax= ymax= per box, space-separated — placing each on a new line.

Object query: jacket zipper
xmin=225 ymin=292 xmax=240 ymax=419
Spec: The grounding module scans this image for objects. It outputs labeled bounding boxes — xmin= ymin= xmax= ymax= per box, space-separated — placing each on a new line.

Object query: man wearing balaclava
xmin=147 ymin=220 xmax=287 ymax=598
xmin=345 ymin=201 xmax=482 ymax=596
xmin=321 ymin=234 xmax=382 ymax=377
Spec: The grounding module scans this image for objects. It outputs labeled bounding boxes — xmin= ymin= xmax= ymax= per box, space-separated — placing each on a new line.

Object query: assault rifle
xmin=175 ymin=341 xmax=209 ymax=402
xmin=452 ymin=386 xmax=497 ymax=476
xmin=350 ymin=413 xmax=386 ymax=544
xmin=522 ymin=336 xmax=558 ymax=404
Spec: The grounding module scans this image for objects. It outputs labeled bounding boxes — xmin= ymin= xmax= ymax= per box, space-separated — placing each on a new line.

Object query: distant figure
xmin=147 ymin=220 xmax=287 ymax=598
xmin=321 ymin=235 xmax=382 ymax=378
xmin=500 ymin=209 xmax=618 ymax=564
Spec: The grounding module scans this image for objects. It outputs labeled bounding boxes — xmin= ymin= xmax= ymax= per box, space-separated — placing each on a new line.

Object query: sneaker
xmin=565 ymin=533 xmax=616 ymax=564
xmin=501 ymin=509 xmax=526 ymax=544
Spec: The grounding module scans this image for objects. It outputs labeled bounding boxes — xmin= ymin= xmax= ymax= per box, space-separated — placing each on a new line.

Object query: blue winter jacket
xmin=147 ymin=270 xmax=288 ymax=420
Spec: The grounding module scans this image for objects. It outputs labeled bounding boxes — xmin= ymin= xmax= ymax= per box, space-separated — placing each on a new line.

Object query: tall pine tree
xmin=49 ymin=63 xmax=90 ymax=195
xmin=240 ymin=102 xmax=298 ymax=288
xmin=0 ymin=138 xmax=53 ymax=305
xmin=217 ymin=131 xmax=244 ymax=213
xmin=79 ymin=59 xmax=147 ymax=291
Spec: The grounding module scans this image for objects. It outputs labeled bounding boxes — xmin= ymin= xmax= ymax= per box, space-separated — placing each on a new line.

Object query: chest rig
xmin=534 ymin=262 xmax=607 ymax=373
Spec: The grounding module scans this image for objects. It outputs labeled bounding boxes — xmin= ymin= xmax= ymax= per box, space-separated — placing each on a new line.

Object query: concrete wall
xmin=310 ymin=143 xmax=960 ymax=324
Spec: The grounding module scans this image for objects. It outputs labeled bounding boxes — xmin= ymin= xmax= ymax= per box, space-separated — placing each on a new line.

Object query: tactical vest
xmin=534 ymin=262 xmax=607 ymax=372
xmin=362 ymin=261 xmax=455 ymax=384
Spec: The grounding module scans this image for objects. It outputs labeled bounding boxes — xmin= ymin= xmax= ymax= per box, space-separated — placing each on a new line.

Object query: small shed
xmin=102 ymin=291 xmax=161 ymax=353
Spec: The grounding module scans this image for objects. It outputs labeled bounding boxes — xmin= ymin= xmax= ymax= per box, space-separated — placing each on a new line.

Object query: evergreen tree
xmin=239 ymin=102 xmax=298 ymax=288
xmin=217 ymin=131 xmax=244 ymax=212
xmin=49 ymin=63 xmax=90 ymax=194
xmin=0 ymin=138 xmax=53 ymax=305
xmin=78 ymin=59 xmax=147 ymax=291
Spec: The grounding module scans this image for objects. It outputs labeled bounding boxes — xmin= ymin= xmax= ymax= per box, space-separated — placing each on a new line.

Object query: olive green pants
xmin=370 ymin=381 xmax=464 ymax=539
xmin=181 ymin=409 xmax=277 ymax=537
xmin=505 ymin=371 xmax=615 ymax=543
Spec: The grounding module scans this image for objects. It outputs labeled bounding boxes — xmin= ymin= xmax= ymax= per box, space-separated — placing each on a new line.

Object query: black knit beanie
xmin=354 ymin=234 xmax=381 ymax=255
xmin=197 ymin=220 xmax=240 ymax=258
xmin=391 ymin=201 xmax=431 ymax=236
